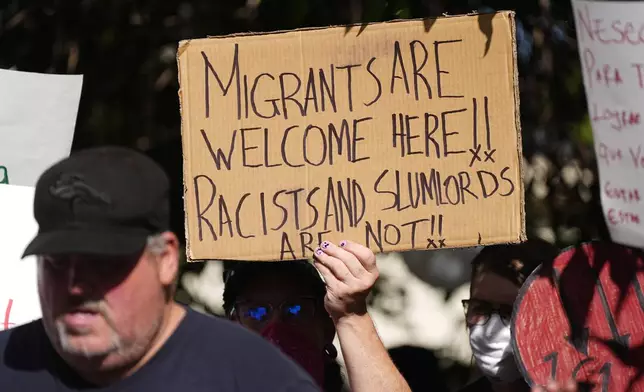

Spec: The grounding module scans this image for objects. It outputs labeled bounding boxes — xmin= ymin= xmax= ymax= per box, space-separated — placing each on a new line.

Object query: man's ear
xmin=156 ymin=231 xmax=180 ymax=287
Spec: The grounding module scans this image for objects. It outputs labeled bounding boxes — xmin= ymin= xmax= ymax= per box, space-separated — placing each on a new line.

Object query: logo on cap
xmin=49 ymin=173 xmax=111 ymax=211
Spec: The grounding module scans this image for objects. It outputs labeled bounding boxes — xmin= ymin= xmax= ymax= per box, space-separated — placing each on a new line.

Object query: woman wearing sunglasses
xmin=460 ymin=239 xmax=579 ymax=392
xmin=223 ymin=240 xmax=410 ymax=392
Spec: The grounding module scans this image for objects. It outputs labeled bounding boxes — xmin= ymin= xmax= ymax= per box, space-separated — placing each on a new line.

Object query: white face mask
xmin=469 ymin=314 xmax=521 ymax=382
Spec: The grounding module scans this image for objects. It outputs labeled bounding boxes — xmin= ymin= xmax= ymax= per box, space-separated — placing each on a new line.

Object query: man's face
xmin=37 ymin=250 xmax=167 ymax=365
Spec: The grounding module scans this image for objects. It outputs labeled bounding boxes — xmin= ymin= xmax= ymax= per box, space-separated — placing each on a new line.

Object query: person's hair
xmin=146 ymin=233 xmax=167 ymax=256
xmin=470 ymin=238 xmax=560 ymax=287
xmin=222 ymin=260 xmax=327 ymax=316
xmin=222 ymin=260 xmax=345 ymax=392
xmin=146 ymin=233 xmax=177 ymax=301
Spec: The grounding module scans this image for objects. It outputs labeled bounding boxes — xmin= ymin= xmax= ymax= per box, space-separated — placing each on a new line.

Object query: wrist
xmin=333 ymin=311 xmax=372 ymax=330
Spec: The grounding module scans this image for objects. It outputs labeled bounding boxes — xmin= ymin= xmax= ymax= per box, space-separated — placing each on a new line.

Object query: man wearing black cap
xmin=0 ymin=146 xmax=319 ymax=391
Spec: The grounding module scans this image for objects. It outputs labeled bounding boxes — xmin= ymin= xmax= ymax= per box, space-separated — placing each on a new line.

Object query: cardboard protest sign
xmin=0 ymin=69 xmax=83 ymax=187
xmin=177 ymin=12 xmax=525 ymax=261
xmin=512 ymin=242 xmax=644 ymax=391
xmin=0 ymin=185 xmax=41 ymax=330
xmin=573 ymin=0 xmax=644 ymax=248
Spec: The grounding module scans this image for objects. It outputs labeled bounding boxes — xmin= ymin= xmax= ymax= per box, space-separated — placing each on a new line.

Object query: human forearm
xmin=312 ymin=241 xmax=410 ymax=392
xmin=335 ymin=313 xmax=411 ymax=392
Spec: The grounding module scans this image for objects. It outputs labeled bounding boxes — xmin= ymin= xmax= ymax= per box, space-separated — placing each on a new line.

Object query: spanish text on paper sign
xmin=574 ymin=0 xmax=644 ymax=243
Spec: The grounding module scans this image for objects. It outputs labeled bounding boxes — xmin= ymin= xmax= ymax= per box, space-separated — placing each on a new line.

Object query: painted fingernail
xmin=321 ymin=241 xmax=330 ymax=249
xmin=339 ymin=240 xmax=347 ymax=247
xmin=315 ymin=247 xmax=323 ymax=256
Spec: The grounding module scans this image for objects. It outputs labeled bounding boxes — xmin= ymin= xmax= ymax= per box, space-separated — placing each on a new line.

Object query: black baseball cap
xmin=22 ymin=146 xmax=171 ymax=258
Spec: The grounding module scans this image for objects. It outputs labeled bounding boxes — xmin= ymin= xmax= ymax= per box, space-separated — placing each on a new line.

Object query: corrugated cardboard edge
xmin=176 ymin=39 xmax=194 ymax=261
xmin=507 ymin=12 xmax=528 ymax=243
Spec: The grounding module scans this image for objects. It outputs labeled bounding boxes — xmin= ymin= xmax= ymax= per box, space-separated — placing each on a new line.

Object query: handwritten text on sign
xmin=573 ymin=0 xmax=644 ymax=247
xmin=178 ymin=13 xmax=525 ymax=261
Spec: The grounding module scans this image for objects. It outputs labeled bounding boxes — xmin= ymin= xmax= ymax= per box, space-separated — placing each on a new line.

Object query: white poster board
xmin=573 ymin=0 xmax=644 ymax=247
xmin=0 ymin=185 xmax=41 ymax=330
xmin=0 ymin=69 xmax=83 ymax=187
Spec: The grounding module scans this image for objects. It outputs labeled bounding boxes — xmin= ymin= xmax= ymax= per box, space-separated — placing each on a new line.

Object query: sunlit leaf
xmin=573 ymin=114 xmax=595 ymax=146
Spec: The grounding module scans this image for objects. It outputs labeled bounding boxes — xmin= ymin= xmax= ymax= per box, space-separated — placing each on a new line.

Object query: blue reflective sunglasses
xmin=233 ymin=297 xmax=318 ymax=328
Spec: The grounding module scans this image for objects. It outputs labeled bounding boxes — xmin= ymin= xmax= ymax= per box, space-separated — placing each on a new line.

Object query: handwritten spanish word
xmin=602 ymin=180 xmax=642 ymax=229
xmin=607 ymin=208 xmax=640 ymax=226
xmin=597 ymin=143 xmax=644 ymax=169
xmin=582 ymin=48 xmax=644 ymax=91
xmin=590 ymin=103 xmax=640 ymax=132
xmin=603 ymin=182 xmax=641 ymax=204
xmin=581 ymin=48 xmax=623 ymax=89
xmin=576 ymin=5 xmax=644 ymax=47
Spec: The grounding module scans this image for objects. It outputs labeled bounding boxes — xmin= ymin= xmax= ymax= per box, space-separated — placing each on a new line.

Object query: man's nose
xmin=66 ymin=260 xmax=91 ymax=295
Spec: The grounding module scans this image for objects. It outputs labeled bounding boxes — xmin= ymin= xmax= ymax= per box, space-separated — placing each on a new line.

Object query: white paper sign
xmin=0 ymin=69 xmax=83 ymax=187
xmin=0 ymin=185 xmax=41 ymax=330
xmin=573 ymin=0 xmax=644 ymax=247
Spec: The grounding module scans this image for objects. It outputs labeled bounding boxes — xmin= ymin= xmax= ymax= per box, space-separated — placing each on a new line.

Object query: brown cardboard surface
xmin=177 ymin=12 xmax=525 ymax=262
